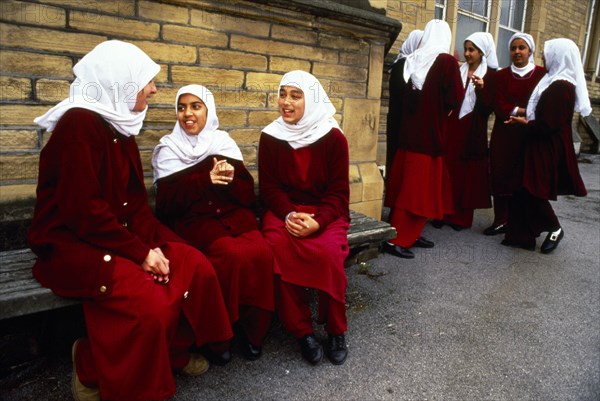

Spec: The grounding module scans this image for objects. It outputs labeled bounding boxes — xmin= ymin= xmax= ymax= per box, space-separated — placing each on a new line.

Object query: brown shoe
xmin=181 ymin=353 xmax=210 ymax=376
xmin=71 ymin=339 xmax=100 ymax=401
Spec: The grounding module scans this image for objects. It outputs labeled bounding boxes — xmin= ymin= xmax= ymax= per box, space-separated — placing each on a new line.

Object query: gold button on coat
xmin=183 ymin=291 xmax=189 ymax=299
xmin=103 ymin=254 xmax=111 ymax=262
xmin=100 ymin=286 xmax=107 ymax=293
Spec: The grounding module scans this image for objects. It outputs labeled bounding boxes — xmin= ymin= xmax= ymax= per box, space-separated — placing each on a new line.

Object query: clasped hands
xmin=505 ymin=107 xmax=528 ymax=125
xmin=286 ymin=212 xmax=320 ymax=238
xmin=210 ymin=157 xmax=234 ymax=185
xmin=142 ymin=247 xmax=170 ymax=284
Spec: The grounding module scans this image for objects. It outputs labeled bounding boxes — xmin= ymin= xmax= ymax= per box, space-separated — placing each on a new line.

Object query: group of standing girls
xmin=28 ymin=40 xmax=349 ymax=401
xmin=384 ymin=19 xmax=589 ymax=259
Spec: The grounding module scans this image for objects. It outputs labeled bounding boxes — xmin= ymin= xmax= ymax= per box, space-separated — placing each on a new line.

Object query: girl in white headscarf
xmin=259 ymin=70 xmax=350 ymax=366
xmin=484 ymin=32 xmax=546 ymax=236
xmin=503 ymin=38 xmax=588 ymax=253
xmin=386 ymin=29 xmax=424 ymax=175
xmin=383 ymin=19 xmax=463 ymax=259
xmin=434 ymin=32 xmax=499 ymax=231
xmin=28 ymin=41 xmax=233 ymax=400
xmin=153 ymin=84 xmax=275 ymax=363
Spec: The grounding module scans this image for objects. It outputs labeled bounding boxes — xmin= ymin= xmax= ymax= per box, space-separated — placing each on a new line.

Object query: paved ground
xmin=1 ymin=155 xmax=599 ymax=401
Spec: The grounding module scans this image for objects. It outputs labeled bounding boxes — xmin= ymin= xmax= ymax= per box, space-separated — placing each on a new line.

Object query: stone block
xmin=40 ymin=0 xmax=134 ymax=16
xmin=0 ymin=77 xmax=31 ymax=101
xmin=349 ymin=200 xmax=382 ymax=220
xmin=162 ymin=25 xmax=228 ymax=48
xmin=343 ymin=98 xmax=380 ymax=162
xmin=329 ymin=80 xmax=367 ymax=97
xmin=0 ymin=184 xmax=37 ymax=202
xmin=271 ymin=25 xmax=318 ymax=44
xmin=139 ymin=1 xmax=189 ymax=24
xmin=137 ymin=129 xmax=170 ymax=147
xmin=219 ymin=109 xmax=247 ymax=127
xmin=1 ymin=0 xmax=66 ymax=27
xmin=230 ymin=35 xmax=337 ymax=63
xmin=0 ymin=105 xmax=53 ymax=126
xmin=35 ymin=79 xmax=70 ymax=103
xmin=132 ymin=41 xmax=196 ymax=64
xmin=358 ymin=162 xmax=384 ymax=201
xmin=200 ymin=48 xmax=267 ymax=70
xmin=70 ymin=11 xmax=159 ymax=39
xmin=0 ymin=50 xmax=73 ymax=78
xmin=229 ymin=128 xmax=261 ymax=145
xmin=190 ymin=9 xmax=270 ymax=37
xmin=269 ymin=57 xmax=311 ymax=73
xmin=0 ymin=130 xmax=38 ymax=151
xmin=0 ymin=23 xmax=106 ymax=55
xmin=0 ymin=154 xmax=39 ymax=182
xmin=368 ymin=44 xmax=384 ymax=99
xmin=171 ymin=66 xmax=244 ymax=87
xmin=248 ymin=111 xmax=279 ymax=127
xmin=313 ymin=63 xmax=368 ymax=82
xmin=246 ymin=72 xmax=284 ymax=92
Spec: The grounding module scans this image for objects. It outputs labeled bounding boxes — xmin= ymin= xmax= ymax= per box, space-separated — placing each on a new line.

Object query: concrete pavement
xmin=2 ymin=155 xmax=599 ymax=401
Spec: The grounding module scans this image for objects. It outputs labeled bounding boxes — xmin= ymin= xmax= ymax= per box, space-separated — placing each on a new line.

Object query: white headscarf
xmin=262 ymin=70 xmax=341 ymax=150
xmin=459 ymin=32 xmax=499 ymax=118
xmin=152 ymin=85 xmax=243 ymax=181
xmin=526 ymin=38 xmax=592 ymax=120
xmin=509 ymin=32 xmax=536 ymax=77
xmin=34 ymin=40 xmax=160 ymax=137
xmin=403 ymin=20 xmax=452 ymax=90
xmin=393 ymin=29 xmax=424 ymax=64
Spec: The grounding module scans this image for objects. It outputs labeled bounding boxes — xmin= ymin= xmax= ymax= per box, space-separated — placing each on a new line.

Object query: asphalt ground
xmin=1 ymin=155 xmax=599 ymax=401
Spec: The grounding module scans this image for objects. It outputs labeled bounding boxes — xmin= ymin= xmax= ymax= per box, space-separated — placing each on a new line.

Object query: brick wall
xmin=0 ymin=0 xmax=400 ymax=220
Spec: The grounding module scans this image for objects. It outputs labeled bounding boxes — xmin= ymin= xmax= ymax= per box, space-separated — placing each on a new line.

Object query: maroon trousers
xmin=275 ymin=278 xmax=347 ymax=338
xmin=506 ymin=189 xmax=560 ymax=247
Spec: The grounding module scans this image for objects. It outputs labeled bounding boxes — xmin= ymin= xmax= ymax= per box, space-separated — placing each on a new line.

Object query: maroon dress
xmin=505 ymin=81 xmax=587 ymax=246
xmin=155 ymin=156 xmax=275 ymax=346
xmin=28 ymin=108 xmax=232 ymax=401
xmin=259 ymin=129 xmax=350 ymax=337
xmin=443 ymin=67 xmax=496 ymax=228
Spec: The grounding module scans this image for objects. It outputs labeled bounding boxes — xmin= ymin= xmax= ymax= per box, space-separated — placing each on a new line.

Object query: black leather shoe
xmin=326 ymin=334 xmax=348 ymax=365
xmin=500 ymin=238 xmax=535 ymax=251
xmin=201 ymin=347 xmax=232 ymax=366
xmin=412 ymin=237 xmax=434 ymax=248
xmin=431 ymin=220 xmax=444 ymax=229
xmin=483 ymin=223 xmax=507 ymax=236
xmin=298 ymin=334 xmax=323 ymax=365
xmin=381 ymin=241 xmax=415 ymax=259
xmin=540 ymin=228 xmax=564 ymax=254
xmin=449 ymin=224 xmax=464 ymax=231
xmin=239 ymin=336 xmax=262 ymax=361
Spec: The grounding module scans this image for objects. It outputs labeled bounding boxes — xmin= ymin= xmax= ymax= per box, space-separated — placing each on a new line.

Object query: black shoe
xmin=326 ymin=334 xmax=348 ymax=365
xmin=298 ymin=334 xmax=323 ymax=365
xmin=540 ymin=228 xmax=563 ymax=254
xmin=483 ymin=223 xmax=507 ymax=236
xmin=431 ymin=220 xmax=444 ymax=229
xmin=201 ymin=347 xmax=232 ymax=366
xmin=381 ymin=241 xmax=415 ymax=259
xmin=412 ymin=237 xmax=434 ymax=248
xmin=500 ymin=238 xmax=535 ymax=251
xmin=239 ymin=333 xmax=262 ymax=361
xmin=449 ymin=224 xmax=464 ymax=232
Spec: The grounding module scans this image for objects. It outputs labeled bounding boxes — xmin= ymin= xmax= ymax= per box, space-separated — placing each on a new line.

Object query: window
xmin=455 ymin=0 xmax=492 ymax=61
xmin=582 ymin=0 xmax=599 ymax=76
xmin=497 ymin=0 xmax=528 ymax=68
xmin=435 ymin=0 xmax=447 ymax=20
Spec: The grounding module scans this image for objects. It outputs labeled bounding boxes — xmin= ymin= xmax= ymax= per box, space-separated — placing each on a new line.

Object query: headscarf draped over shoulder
xmin=262 ymin=70 xmax=341 ymax=150
xmin=526 ymin=38 xmax=592 ymax=120
xmin=459 ymin=32 xmax=499 ymax=118
xmin=403 ymin=20 xmax=452 ymax=90
xmin=152 ymin=85 xmax=243 ymax=181
xmin=34 ymin=40 xmax=160 ymax=137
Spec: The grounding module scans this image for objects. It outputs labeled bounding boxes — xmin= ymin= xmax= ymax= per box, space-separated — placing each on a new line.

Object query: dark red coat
xmin=28 ymin=108 xmax=183 ymax=298
xmin=522 ymin=80 xmax=587 ymax=200
xmin=487 ymin=66 xmax=546 ymax=195
xmin=258 ymin=128 xmax=350 ymax=230
xmin=395 ymin=54 xmax=464 ymax=156
xmin=154 ymin=156 xmax=258 ymax=250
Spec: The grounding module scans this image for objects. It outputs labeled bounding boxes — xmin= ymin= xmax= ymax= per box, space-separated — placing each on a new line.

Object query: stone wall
xmin=0 ymin=0 xmax=401 ymax=220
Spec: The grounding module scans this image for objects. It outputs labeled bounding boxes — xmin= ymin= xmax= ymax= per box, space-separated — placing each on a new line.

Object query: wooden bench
xmin=0 ymin=210 xmax=395 ymax=321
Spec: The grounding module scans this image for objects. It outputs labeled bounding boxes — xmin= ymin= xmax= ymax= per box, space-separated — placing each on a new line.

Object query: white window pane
xmin=455 ymin=14 xmax=487 ymax=61
xmin=459 ymin=0 xmax=489 ymax=17
xmin=511 ymin=0 xmax=526 ymax=30
xmin=435 ymin=7 xmax=444 ymax=20
xmin=436 ymin=0 xmax=445 ymax=5
xmin=498 ymin=27 xmax=516 ymax=68
xmin=500 ymin=0 xmax=510 ymax=26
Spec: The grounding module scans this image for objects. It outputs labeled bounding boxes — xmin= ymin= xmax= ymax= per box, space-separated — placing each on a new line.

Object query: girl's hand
xmin=472 ymin=74 xmax=484 ymax=89
xmin=210 ymin=157 xmax=234 ymax=185
xmin=142 ymin=248 xmax=170 ymax=284
xmin=505 ymin=115 xmax=528 ymax=125
xmin=285 ymin=212 xmax=320 ymax=238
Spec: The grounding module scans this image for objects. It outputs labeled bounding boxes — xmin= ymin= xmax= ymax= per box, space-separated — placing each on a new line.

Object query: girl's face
xmin=464 ymin=41 xmax=483 ymax=66
xmin=510 ymin=38 xmax=532 ymax=68
xmin=177 ymin=93 xmax=208 ymax=136
xmin=133 ymin=80 xmax=157 ymax=112
xmin=278 ymin=85 xmax=305 ymax=125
